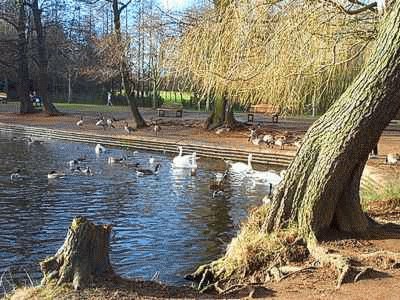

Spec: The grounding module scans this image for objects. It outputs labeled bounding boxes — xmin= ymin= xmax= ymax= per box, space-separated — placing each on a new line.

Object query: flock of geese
xmin=76 ymin=113 xmax=161 ymax=136
xmin=248 ymin=127 xmax=302 ymax=150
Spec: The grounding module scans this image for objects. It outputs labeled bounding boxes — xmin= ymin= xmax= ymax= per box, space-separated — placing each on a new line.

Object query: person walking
xmin=107 ymin=91 xmax=113 ymax=106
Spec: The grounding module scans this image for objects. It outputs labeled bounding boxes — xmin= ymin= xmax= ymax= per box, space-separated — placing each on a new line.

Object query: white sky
xmin=159 ymin=0 xmax=192 ymax=10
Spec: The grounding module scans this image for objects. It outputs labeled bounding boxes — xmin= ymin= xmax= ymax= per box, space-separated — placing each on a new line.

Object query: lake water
xmin=0 ymin=132 xmax=279 ymax=289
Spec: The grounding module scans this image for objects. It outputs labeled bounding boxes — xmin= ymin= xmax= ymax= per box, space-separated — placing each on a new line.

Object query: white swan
xmin=172 ymin=146 xmax=197 ymax=168
xmin=227 ymin=153 xmax=253 ymax=173
xmin=95 ymin=144 xmax=106 ymax=154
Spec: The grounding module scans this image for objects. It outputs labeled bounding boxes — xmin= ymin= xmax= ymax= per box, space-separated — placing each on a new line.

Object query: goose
xmin=263 ymin=135 xmax=274 ymax=148
xmin=106 ymin=118 xmax=115 ymax=128
xmin=75 ymin=166 xmax=92 ymax=176
xmin=386 ymin=153 xmax=399 ymax=165
xmin=293 ymin=140 xmax=302 ymax=149
xmin=10 ymin=169 xmax=22 ymax=181
xmin=124 ymin=122 xmax=135 ymax=134
xmin=226 ymin=153 xmax=253 ymax=173
xmin=68 ymin=159 xmax=79 ymax=168
xmin=95 ymin=144 xmax=106 ymax=154
xmin=76 ymin=116 xmax=84 ymax=127
xmin=108 ymin=156 xmax=124 ymax=164
xmin=209 ymin=170 xmax=228 ymax=190
xmin=153 ymin=123 xmax=161 ymax=136
xmin=96 ymin=117 xmax=107 ymax=130
xmin=136 ymin=164 xmax=161 ymax=176
xmin=47 ymin=171 xmax=65 ymax=179
xmin=215 ymin=126 xmax=230 ymax=135
xmin=274 ymin=137 xmax=286 ymax=150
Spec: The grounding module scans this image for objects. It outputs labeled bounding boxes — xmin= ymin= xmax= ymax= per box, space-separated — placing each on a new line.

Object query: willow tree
xmin=187 ymin=0 xmax=400 ymax=291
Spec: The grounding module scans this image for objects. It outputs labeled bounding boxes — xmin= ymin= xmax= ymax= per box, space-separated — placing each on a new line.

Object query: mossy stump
xmin=40 ymin=217 xmax=113 ymax=290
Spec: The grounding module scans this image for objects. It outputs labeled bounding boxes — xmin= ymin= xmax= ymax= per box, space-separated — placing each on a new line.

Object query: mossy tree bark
xmin=16 ymin=0 xmax=34 ymax=114
xmin=31 ymin=0 xmax=60 ymax=115
xmin=265 ymin=5 xmax=400 ymax=239
xmin=40 ymin=217 xmax=113 ymax=290
xmin=205 ymin=95 xmax=237 ymax=130
xmin=112 ymin=0 xmax=146 ymax=128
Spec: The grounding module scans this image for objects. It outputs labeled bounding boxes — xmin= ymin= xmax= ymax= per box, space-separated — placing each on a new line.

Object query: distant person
xmin=107 ymin=91 xmax=113 ymax=106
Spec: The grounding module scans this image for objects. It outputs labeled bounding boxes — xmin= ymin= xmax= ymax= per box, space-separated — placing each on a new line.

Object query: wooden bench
xmin=248 ymin=103 xmax=280 ymax=123
xmin=157 ymin=104 xmax=183 ymax=118
xmin=0 ymin=91 xmax=7 ymax=104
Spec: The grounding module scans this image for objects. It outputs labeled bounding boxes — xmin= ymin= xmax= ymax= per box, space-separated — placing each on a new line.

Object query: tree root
xmin=309 ymin=245 xmax=377 ymax=288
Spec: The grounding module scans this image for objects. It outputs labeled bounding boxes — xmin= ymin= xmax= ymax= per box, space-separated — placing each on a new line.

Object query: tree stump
xmin=40 ymin=217 xmax=114 ymax=290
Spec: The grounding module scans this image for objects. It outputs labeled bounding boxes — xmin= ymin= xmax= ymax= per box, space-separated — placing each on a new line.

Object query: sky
xmin=159 ymin=0 xmax=196 ymax=10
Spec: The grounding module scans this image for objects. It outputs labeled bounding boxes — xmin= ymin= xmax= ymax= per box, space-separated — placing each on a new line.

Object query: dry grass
xmin=165 ymin=1 xmax=378 ymax=114
xmin=218 ymin=204 xmax=307 ymax=280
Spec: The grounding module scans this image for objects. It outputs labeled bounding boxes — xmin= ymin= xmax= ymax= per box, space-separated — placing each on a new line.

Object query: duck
xmin=95 ymin=144 xmax=106 ymax=154
xmin=136 ymin=164 xmax=161 ymax=176
xmin=386 ymin=153 xmax=399 ymax=165
xmin=108 ymin=156 xmax=124 ymax=164
xmin=226 ymin=153 xmax=253 ymax=173
xmin=76 ymin=116 xmax=84 ymax=127
xmin=149 ymin=156 xmax=155 ymax=164
xmin=10 ymin=169 xmax=22 ymax=181
xmin=47 ymin=171 xmax=65 ymax=179
xmin=124 ymin=122 xmax=135 ymax=134
xmin=172 ymin=146 xmax=196 ymax=168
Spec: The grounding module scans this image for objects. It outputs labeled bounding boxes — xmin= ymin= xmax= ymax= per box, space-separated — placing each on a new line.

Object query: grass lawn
xmin=55 ymin=103 xmax=131 ymax=113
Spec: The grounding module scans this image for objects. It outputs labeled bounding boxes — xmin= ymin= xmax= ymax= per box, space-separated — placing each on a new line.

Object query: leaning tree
xmin=187 ymin=0 xmax=400 ymax=291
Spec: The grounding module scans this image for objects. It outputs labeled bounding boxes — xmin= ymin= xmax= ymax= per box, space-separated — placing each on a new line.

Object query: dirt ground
xmin=2 ymin=111 xmax=400 ymax=299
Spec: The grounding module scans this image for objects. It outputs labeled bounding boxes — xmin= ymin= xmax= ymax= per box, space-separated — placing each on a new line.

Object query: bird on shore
xmin=274 ymin=136 xmax=286 ymax=150
xmin=386 ymin=153 xmax=399 ymax=165
xmin=136 ymin=164 xmax=161 ymax=176
xmin=263 ymin=134 xmax=275 ymax=148
xmin=76 ymin=116 xmax=84 ymax=128
xmin=10 ymin=169 xmax=22 ymax=181
xmin=124 ymin=122 xmax=135 ymax=135
xmin=96 ymin=116 xmax=107 ymax=130
xmin=153 ymin=123 xmax=161 ymax=136
xmin=106 ymin=118 xmax=115 ymax=129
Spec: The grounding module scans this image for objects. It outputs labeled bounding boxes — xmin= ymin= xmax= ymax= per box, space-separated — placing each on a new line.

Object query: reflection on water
xmin=0 ymin=132 xmax=281 ymax=287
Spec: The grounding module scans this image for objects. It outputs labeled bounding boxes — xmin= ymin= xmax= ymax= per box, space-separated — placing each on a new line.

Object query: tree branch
xmin=326 ymin=0 xmax=378 ymax=15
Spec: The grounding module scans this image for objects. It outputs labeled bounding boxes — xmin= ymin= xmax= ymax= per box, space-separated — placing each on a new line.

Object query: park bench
xmin=157 ymin=104 xmax=183 ymax=118
xmin=0 ymin=91 xmax=7 ymax=104
xmin=248 ymin=103 xmax=280 ymax=123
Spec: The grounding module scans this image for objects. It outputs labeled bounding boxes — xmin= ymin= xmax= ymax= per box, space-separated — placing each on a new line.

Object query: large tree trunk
xmin=16 ymin=0 xmax=34 ymax=114
xmin=187 ymin=3 xmax=400 ymax=292
xmin=205 ymin=95 xmax=237 ymax=130
xmin=32 ymin=0 xmax=60 ymax=115
xmin=264 ymin=5 xmax=400 ymax=239
xmin=112 ymin=0 xmax=146 ymax=128
xmin=40 ymin=217 xmax=113 ymax=290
